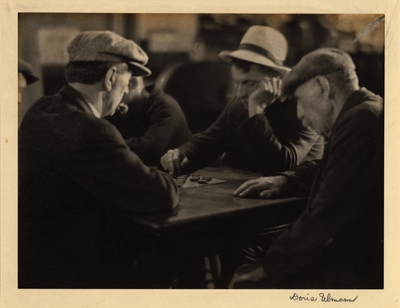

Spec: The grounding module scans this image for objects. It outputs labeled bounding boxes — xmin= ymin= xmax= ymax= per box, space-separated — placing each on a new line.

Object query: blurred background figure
xmin=107 ymin=76 xmax=192 ymax=166
xmin=18 ymin=58 xmax=39 ymax=126
xmin=155 ymin=17 xmax=242 ymax=134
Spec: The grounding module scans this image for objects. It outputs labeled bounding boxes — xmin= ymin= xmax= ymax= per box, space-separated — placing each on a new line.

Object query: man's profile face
xmin=231 ymin=64 xmax=274 ymax=109
xmin=294 ymin=78 xmax=334 ymax=137
xmin=18 ymin=72 xmax=27 ymax=104
xmin=103 ymin=68 xmax=132 ymax=117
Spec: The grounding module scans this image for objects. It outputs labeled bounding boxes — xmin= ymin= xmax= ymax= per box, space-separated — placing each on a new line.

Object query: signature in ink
xmin=289 ymin=292 xmax=359 ymax=303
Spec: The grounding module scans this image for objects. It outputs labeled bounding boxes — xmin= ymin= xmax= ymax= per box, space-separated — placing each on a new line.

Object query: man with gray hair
xmin=18 ymin=31 xmax=179 ymax=288
xmin=230 ymin=48 xmax=383 ymax=289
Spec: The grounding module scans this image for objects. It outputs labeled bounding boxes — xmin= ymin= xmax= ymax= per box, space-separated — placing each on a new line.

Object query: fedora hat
xmin=219 ymin=26 xmax=290 ymax=77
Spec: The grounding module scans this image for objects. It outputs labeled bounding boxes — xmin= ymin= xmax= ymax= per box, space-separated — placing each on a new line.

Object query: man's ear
xmin=314 ymin=75 xmax=330 ymax=98
xmin=129 ymin=77 xmax=139 ymax=89
xmin=104 ymin=66 xmax=117 ymax=91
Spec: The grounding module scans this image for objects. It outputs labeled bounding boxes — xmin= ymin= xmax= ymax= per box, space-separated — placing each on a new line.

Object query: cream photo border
xmin=1 ymin=0 xmax=399 ymax=307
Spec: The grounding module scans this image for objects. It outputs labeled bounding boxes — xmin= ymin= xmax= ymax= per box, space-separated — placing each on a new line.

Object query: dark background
xmin=19 ymin=13 xmax=384 ymax=127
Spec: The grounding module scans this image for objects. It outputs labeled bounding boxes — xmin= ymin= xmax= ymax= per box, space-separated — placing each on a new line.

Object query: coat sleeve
xmin=178 ymin=106 xmax=229 ymax=170
xmin=125 ymin=95 xmax=192 ymax=166
xmin=275 ymin=159 xmax=321 ymax=197
xmin=65 ymin=119 xmax=179 ymax=214
xmin=262 ymin=106 xmax=383 ymax=284
xmin=239 ymin=111 xmax=323 ymax=175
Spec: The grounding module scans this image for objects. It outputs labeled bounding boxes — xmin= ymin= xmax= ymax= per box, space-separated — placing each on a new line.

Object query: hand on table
xmin=160 ymin=149 xmax=189 ymax=176
xmin=233 ymin=175 xmax=289 ymax=198
xmin=243 ymin=245 xmax=266 ymax=263
xmin=248 ymin=77 xmax=281 ymax=118
xmin=228 ymin=262 xmax=267 ymax=289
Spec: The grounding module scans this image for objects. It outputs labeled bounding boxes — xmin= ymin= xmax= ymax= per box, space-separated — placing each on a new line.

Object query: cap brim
xmin=19 ymin=59 xmax=40 ymax=84
xmin=21 ymin=72 xmax=40 ymax=85
xmin=128 ymin=62 xmax=151 ymax=77
xmin=219 ymin=50 xmax=291 ymax=77
xmin=281 ymin=69 xmax=311 ymax=97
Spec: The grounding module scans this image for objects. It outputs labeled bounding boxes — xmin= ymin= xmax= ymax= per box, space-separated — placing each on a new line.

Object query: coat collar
xmin=336 ymin=87 xmax=379 ymax=119
xmin=59 ymin=85 xmax=97 ymax=116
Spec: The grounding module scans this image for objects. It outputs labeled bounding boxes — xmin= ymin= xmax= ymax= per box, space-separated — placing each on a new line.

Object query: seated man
xmin=161 ymin=26 xmax=323 ymax=177
xmin=107 ymin=77 xmax=192 ymax=166
xmin=230 ymin=48 xmax=384 ymax=289
xmin=18 ymin=30 xmax=179 ymax=289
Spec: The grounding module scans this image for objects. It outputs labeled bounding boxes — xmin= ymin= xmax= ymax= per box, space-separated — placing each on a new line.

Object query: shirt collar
xmin=86 ymin=102 xmax=101 ymax=118
xmin=60 ymin=85 xmax=101 ymax=118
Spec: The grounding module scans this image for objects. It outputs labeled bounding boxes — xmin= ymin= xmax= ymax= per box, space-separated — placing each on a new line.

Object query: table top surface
xmin=132 ymin=167 xmax=307 ymax=234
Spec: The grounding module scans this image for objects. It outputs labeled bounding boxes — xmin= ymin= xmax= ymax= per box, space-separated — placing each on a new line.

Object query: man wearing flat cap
xmin=161 ymin=25 xmax=323 ymax=178
xmin=230 ymin=48 xmax=383 ymax=289
xmin=18 ymin=30 xmax=179 ymax=288
xmin=18 ymin=58 xmax=40 ymax=126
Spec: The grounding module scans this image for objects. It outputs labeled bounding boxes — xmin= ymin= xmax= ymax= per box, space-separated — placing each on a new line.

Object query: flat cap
xmin=282 ymin=48 xmax=356 ymax=96
xmin=18 ymin=58 xmax=40 ymax=85
xmin=67 ymin=30 xmax=151 ymax=77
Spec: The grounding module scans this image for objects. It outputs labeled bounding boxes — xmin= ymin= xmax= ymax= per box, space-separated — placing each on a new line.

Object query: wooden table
xmin=130 ymin=166 xmax=308 ymax=287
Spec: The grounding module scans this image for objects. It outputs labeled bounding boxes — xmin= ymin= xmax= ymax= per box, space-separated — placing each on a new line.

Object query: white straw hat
xmin=219 ymin=26 xmax=291 ymax=77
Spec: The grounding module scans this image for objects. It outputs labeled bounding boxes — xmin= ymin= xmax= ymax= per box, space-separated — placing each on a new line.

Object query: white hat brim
xmin=219 ymin=50 xmax=291 ymax=77
xmin=128 ymin=61 xmax=152 ymax=77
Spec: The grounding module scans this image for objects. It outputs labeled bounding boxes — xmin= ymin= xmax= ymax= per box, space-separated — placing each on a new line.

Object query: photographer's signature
xmin=290 ymin=293 xmax=358 ymax=303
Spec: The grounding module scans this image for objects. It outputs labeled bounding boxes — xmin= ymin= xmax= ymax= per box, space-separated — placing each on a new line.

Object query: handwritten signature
xmin=290 ymin=292 xmax=358 ymax=303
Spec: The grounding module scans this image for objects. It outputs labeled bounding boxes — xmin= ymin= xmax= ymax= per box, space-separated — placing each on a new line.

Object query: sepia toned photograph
xmin=2 ymin=1 xmax=399 ymax=307
xmin=17 ymin=12 xmax=384 ymax=289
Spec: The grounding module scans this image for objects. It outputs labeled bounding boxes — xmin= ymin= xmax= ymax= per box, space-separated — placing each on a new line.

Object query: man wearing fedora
xmin=229 ymin=48 xmax=383 ymax=289
xmin=160 ymin=25 xmax=324 ymax=177
xmin=18 ymin=31 xmax=179 ymax=288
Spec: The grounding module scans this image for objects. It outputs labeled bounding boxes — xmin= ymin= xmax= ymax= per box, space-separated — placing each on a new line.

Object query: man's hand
xmin=233 ymin=175 xmax=289 ymax=198
xmin=248 ymin=77 xmax=281 ymax=117
xmin=160 ymin=149 xmax=189 ymax=176
xmin=228 ymin=262 xmax=267 ymax=289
